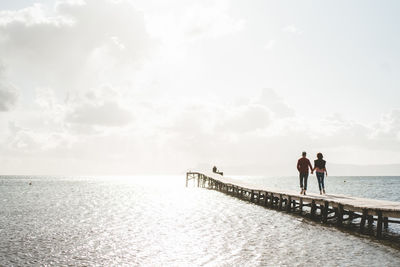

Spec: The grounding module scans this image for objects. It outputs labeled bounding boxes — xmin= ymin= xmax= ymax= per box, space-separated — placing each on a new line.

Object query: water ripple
xmin=1 ymin=176 xmax=400 ymax=266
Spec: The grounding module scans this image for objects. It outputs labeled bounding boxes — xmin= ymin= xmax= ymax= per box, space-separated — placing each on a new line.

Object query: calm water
xmin=1 ymin=175 xmax=400 ymax=266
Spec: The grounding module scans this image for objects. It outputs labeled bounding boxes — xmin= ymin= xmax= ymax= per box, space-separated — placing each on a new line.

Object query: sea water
xmin=1 ymin=175 xmax=400 ymax=266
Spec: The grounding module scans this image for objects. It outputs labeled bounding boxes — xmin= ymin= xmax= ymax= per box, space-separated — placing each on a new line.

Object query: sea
xmin=1 ymin=175 xmax=400 ymax=266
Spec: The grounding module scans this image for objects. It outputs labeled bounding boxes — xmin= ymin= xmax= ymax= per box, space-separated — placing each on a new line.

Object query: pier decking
xmin=186 ymin=171 xmax=400 ymax=239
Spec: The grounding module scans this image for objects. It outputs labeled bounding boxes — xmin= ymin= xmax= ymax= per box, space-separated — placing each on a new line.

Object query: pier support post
xmin=269 ymin=193 xmax=274 ymax=207
xmin=299 ymin=198 xmax=303 ymax=213
xmin=250 ymin=190 xmax=254 ymax=203
xmin=197 ymin=174 xmax=200 ymax=187
xmin=322 ymin=201 xmax=329 ymax=223
xmin=311 ymin=200 xmax=316 ymax=219
xmin=186 ymin=173 xmax=188 ymax=187
xmin=279 ymin=194 xmax=283 ymax=210
xmin=360 ymin=209 xmax=367 ymax=234
xmin=377 ymin=211 xmax=383 ymax=239
xmin=264 ymin=192 xmax=268 ymax=206
xmin=286 ymin=196 xmax=292 ymax=212
xmin=384 ymin=217 xmax=389 ymax=229
xmin=367 ymin=215 xmax=374 ymax=227
xmin=348 ymin=211 xmax=355 ymax=222
xmin=257 ymin=191 xmax=260 ymax=204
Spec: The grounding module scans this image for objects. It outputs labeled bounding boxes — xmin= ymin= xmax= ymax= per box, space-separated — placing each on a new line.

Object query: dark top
xmin=297 ymin=158 xmax=312 ymax=173
xmin=314 ymin=159 xmax=326 ymax=169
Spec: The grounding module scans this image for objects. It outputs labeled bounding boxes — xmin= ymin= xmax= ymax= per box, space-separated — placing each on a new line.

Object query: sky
xmin=0 ymin=0 xmax=399 ymax=176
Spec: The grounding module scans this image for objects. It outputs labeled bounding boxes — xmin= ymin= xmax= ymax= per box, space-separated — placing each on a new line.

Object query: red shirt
xmin=297 ymin=157 xmax=312 ymax=173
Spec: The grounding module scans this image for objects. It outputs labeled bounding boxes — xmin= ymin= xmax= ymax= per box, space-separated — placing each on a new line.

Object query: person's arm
xmin=325 ymin=167 xmax=328 ymax=176
xmin=308 ymin=160 xmax=313 ymax=174
xmin=297 ymin=160 xmax=300 ymax=172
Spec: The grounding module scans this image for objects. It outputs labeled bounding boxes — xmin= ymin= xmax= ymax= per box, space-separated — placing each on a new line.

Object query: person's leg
xmin=304 ymin=173 xmax=308 ymax=191
xmin=316 ymin=173 xmax=322 ymax=191
xmin=321 ymin=172 xmax=325 ymax=193
xmin=299 ymin=173 xmax=304 ymax=193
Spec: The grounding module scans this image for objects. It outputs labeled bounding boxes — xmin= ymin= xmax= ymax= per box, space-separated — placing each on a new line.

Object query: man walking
xmin=297 ymin=151 xmax=313 ymax=195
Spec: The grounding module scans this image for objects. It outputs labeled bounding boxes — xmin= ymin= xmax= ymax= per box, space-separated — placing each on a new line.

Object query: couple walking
xmin=297 ymin=151 xmax=328 ymax=195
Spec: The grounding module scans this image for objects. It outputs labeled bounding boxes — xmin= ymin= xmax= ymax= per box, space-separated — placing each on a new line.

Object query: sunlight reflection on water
xmin=1 ymin=175 xmax=400 ymax=266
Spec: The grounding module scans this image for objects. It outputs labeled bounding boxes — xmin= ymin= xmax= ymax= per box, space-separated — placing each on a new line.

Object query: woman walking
xmin=314 ymin=153 xmax=328 ymax=195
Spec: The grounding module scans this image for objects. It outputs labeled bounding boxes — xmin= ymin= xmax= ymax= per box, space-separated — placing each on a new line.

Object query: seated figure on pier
xmin=212 ymin=166 xmax=223 ymax=176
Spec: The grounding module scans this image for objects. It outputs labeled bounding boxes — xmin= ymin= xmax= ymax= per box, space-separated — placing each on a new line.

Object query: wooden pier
xmin=186 ymin=171 xmax=400 ymax=240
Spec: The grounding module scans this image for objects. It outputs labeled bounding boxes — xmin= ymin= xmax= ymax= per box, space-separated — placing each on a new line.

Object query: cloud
xmin=369 ymin=109 xmax=400 ymax=148
xmin=217 ymin=104 xmax=270 ymax=133
xmin=0 ymin=0 xmax=153 ymax=88
xmin=6 ymin=121 xmax=72 ymax=153
xmin=0 ymin=81 xmax=18 ymax=111
xmin=282 ymin=25 xmax=302 ymax=35
xmin=66 ymin=101 xmax=133 ymax=127
xmin=264 ymin=39 xmax=276 ymax=50
xmin=257 ymin=88 xmax=295 ymax=118
xmin=0 ymin=66 xmax=18 ymax=111
xmin=142 ymin=0 xmax=245 ymax=43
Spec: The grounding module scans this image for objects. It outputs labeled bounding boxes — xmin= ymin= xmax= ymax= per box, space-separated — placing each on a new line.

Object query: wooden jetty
xmin=186 ymin=171 xmax=400 ymax=239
